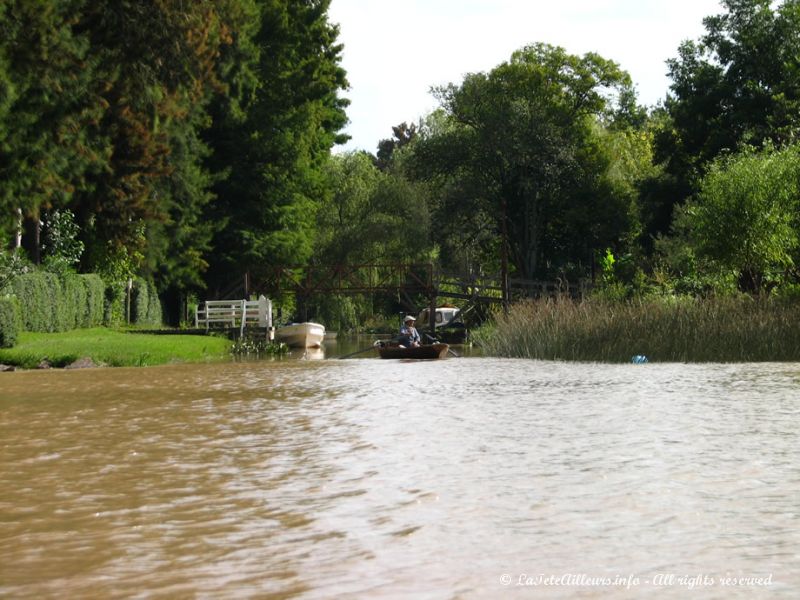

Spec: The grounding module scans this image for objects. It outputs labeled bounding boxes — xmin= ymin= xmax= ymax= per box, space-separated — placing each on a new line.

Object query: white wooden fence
xmin=195 ymin=295 xmax=272 ymax=336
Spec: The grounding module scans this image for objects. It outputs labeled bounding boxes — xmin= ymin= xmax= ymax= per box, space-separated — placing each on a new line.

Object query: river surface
xmin=1 ymin=349 xmax=799 ymax=599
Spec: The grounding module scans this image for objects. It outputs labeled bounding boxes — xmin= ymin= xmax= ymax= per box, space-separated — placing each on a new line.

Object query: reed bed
xmin=473 ymin=296 xmax=800 ymax=362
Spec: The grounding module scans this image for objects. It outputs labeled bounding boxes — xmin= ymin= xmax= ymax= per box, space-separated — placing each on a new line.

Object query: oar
xmin=424 ymin=332 xmax=460 ymax=358
xmin=338 ymin=344 xmax=378 ymax=359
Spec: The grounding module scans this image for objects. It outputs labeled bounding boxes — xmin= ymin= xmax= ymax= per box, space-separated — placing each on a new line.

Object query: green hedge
xmin=59 ymin=272 xmax=86 ymax=330
xmin=81 ymin=274 xmax=105 ymax=327
xmin=7 ymin=272 xmax=114 ymax=332
xmin=0 ymin=295 xmax=22 ymax=348
xmin=145 ymin=281 xmax=163 ymax=325
xmin=129 ymin=278 xmax=163 ymax=326
xmin=105 ymin=282 xmax=125 ymax=328
xmin=10 ymin=272 xmax=59 ymax=332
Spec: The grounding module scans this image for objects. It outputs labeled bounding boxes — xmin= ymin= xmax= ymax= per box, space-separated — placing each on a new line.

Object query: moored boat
xmin=417 ymin=305 xmax=468 ymax=343
xmin=377 ymin=342 xmax=449 ymax=360
xmin=274 ymin=322 xmax=325 ymax=348
xmin=417 ymin=306 xmax=461 ymax=328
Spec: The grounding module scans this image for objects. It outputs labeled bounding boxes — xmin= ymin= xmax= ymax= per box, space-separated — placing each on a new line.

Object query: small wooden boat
xmin=377 ymin=342 xmax=449 ymax=360
xmin=274 ymin=322 xmax=325 ymax=348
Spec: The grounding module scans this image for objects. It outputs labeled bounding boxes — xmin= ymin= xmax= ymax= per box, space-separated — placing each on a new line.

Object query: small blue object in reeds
xmin=631 ymin=355 xmax=649 ymax=364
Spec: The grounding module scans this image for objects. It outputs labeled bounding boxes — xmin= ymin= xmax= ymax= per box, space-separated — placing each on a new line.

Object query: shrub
xmin=104 ymin=281 xmax=126 ymax=327
xmin=81 ymin=274 xmax=105 ymax=327
xmin=58 ymin=272 xmax=87 ymax=331
xmin=129 ymin=278 xmax=163 ymax=326
xmin=131 ymin=277 xmax=149 ymax=324
xmin=11 ymin=272 xmax=54 ymax=332
xmin=8 ymin=271 xmax=109 ymax=332
xmin=145 ymin=281 xmax=163 ymax=326
xmin=4 ymin=268 xmax=159 ymax=333
xmin=0 ymin=295 xmax=22 ymax=348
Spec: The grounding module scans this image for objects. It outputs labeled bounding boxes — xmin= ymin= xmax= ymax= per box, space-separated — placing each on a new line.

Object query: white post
xmin=265 ymin=297 xmax=274 ymax=341
xmin=258 ymin=295 xmax=268 ymax=327
xmin=239 ymin=299 xmax=246 ymax=337
xmin=126 ymin=278 xmax=133 ymax=324
xmin=15 ymin=208 xmax=22 ymax=250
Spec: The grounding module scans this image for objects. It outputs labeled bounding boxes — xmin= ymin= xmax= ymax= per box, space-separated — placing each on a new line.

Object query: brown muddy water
xmin=1 ymin=353 xmax=799 ymax=599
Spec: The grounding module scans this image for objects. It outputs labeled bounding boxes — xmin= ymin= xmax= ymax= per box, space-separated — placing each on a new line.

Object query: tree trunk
xmin=500 ymin=197 xmax=510 ymax=313
xmin=21 ymin=212 xmax=42 ymax=264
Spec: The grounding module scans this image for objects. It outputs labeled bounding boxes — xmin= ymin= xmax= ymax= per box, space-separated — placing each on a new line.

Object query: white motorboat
xmin=417 ymin=306 xmax=461 ymax=328
xmin=274 ymin=322 xmax=325 ymax=348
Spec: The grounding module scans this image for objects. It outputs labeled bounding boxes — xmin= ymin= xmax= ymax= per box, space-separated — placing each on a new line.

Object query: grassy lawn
xmin=0 ymin=328 xmax=232 ymax=368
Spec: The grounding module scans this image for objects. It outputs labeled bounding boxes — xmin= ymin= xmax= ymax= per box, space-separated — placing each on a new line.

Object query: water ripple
xmin=0 ymin=359 xmax=798 ymax=598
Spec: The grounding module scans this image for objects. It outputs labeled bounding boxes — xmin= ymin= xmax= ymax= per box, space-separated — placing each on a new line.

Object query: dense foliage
xmin=0 ymin=294 xmax=21 ymax=348
xmin=0 ymin=0 xmax=348 ymax=323
xmin=3 ymin=0 xmax=800 ymax=339
xmin=6 ymin=272 xmax=107 ymax=332
xmin=410 ymin=43 xmax=642 ymax=283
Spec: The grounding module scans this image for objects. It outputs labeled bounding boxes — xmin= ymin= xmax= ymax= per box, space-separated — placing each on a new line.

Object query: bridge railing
xmin=253 ymin=263 xmax=435 ymax=296
xmin=436 ymin=272 xmax=590 ymax=303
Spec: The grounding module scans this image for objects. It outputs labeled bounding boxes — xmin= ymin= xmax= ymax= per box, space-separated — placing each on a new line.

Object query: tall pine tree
xmin=204 ymin=0 xmax=349 ymax=293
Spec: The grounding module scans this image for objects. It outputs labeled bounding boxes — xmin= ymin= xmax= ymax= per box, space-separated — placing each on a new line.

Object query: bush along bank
xmin=0 ymin=271 xmax=164 ymax=346
xmin=0 ymin=295 xmax=22 ymax=348
xmin=473 ymin=295 xmax=800 ymax=362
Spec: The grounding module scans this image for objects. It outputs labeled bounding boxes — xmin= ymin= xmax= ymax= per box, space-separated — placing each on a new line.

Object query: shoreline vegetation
xmin=5 ymin=294 xmax=800 ymax=369
xmin=473 ymin=296 xmax=800 ymax=363
xmin=5 ymin=3 xmax=800 ymax=367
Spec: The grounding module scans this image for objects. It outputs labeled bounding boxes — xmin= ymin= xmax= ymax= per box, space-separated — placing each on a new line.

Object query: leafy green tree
xmin=679 ymin=144 xmax=800 ymax=292
xmin=411 ymin=43 xmax=639 ymax=282
xmin=317 ymin=151 xmax=430 ymax=265
xmin=375 ymin=122 xmax=417 ymax=171
xmin=41 ymin=209 xmax=84 ymax=273
xmin=1 ymin=0 xmax=350 ymax=321
xmin=655 ymin=0 xmax=800 ymax=228
xmin=204 ymin=0 xmax=349 ymax=292
xmin=308 ymin=151 xmax=432 ymax=326
xmin=316 ymin=151 xmax=380 ymax=264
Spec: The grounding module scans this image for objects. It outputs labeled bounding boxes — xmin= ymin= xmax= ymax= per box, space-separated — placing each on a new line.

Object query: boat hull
xmin=274 ymin=322 xmax=325 ymax=348
xmin=378 ymin=343 xmax=449 ymax=360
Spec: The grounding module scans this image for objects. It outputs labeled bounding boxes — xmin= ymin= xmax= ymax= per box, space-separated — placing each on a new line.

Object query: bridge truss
xmin=242 ymin=263 xmax=590 ymax=330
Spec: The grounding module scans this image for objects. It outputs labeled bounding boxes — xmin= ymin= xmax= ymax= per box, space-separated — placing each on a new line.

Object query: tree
xmin=680 ymin=144 xmax=800 ymax=292
xmin=375 ymin=122 xmax=417 ymax=171
xmin=0 ymin=0 xmax=104 ymax=255
xmin=75 ymin=1 xmax=235 ymax=273
xmin=411 ymin=43 xmax=639 ymax=285
xmin=308 ymin=151 xmax=432 ymax=327
xmin=204 ymin=0 xmax=349 ymax=293
xmin=316 ymin=151 xmax=431 ymax=264
xmin=656 ymin=0 xmax=800 ymax=223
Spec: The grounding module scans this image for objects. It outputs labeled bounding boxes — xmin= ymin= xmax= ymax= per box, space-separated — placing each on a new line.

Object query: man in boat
xmin=398 ymin=315 xmax=421 ymax=348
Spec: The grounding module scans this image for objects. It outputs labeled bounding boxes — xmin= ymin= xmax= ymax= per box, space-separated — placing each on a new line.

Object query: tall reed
xmin=473 ymin=296 xmax=800 ymax=362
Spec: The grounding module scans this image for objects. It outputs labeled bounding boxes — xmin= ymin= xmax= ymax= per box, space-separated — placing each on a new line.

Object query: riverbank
xmin=0 ymin=328 xmax=232 ymax=369
xmin=473 ymin=295 xmax=800 ymax=362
